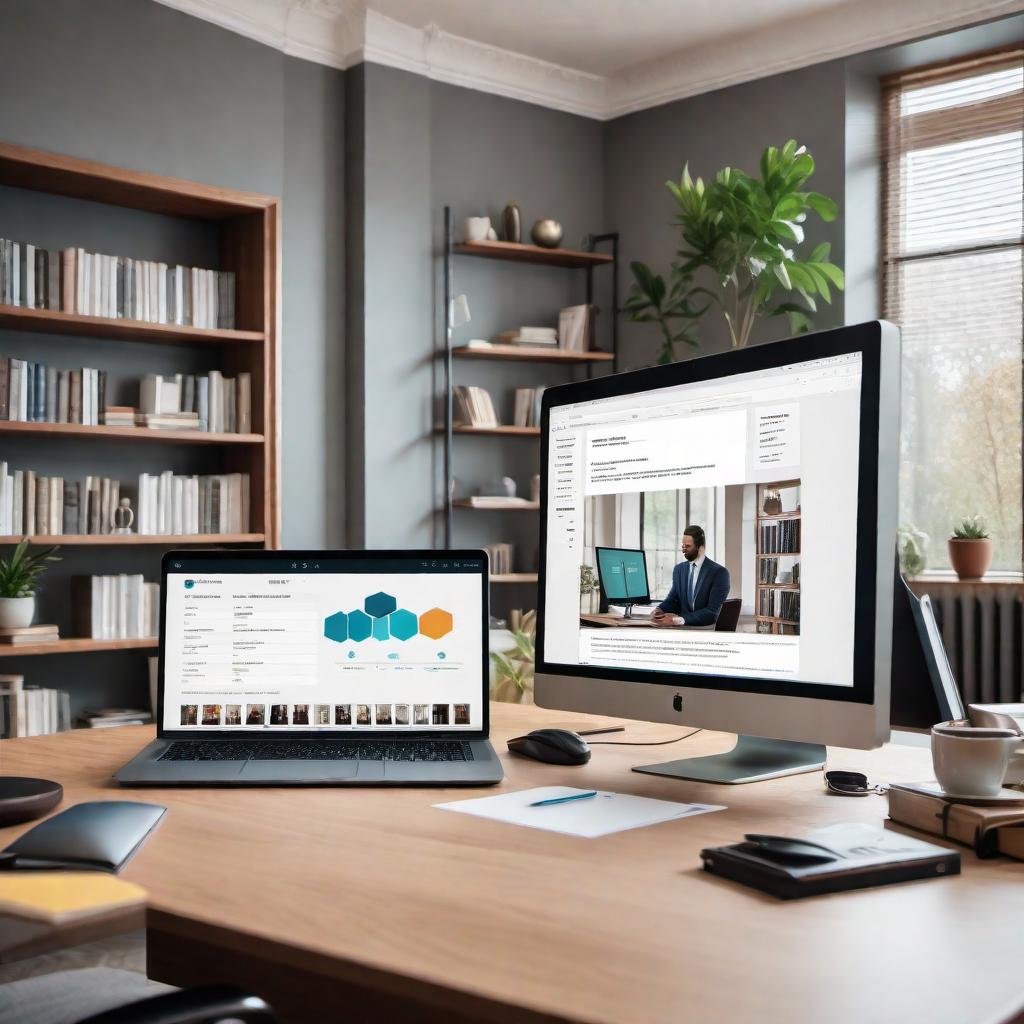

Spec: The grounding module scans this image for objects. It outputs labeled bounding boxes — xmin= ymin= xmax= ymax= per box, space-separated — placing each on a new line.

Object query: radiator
xmin=912 ymin=581 xmax=1024 ymax=705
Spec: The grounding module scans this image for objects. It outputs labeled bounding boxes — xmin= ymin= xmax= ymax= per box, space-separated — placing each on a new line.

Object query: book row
xmin=0 ymin=463 xmax=250 ymax=535
xmin=0 ymin=676 xmax=71 ymax=739
xmin=453 ymin=385 xmax=499 ymax=429
xmin=757 ymin=588 xmax=801 ymax=622
xmin=484 ymin=542 xmax=515 ymax=575
xmin=71 ymin=575 xmax=160 ymax=641
xmin=757 ymin=558 xmax=801 ymax=585
xmin=759 ymin=518 xmax=801 ymax=554
xmin=512 ymin=387 xmax=546 ymax=428
xmin=0 ymin=237 xmax=236 ymax=329
xmin=0 ymin=359 xmax=253 ymax=433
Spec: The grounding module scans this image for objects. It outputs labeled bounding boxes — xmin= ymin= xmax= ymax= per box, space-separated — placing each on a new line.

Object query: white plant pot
xmin=0 ymin=595 xmax=35 ymax=628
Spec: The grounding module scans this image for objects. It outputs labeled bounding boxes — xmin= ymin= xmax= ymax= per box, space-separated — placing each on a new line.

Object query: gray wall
xmin=0 ymin=0 xmax=345 ymax=713
xmin=604 ymin=61 xmax=849 ymax=370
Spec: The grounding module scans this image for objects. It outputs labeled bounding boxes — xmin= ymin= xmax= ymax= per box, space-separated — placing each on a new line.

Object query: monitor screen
xmin=161 ymin=556 xmax=484 ymax=732
xmin=542 ymin=350 xmax=864 ymax=689
xmin=596 ymin=547 xmax=650 ymax=601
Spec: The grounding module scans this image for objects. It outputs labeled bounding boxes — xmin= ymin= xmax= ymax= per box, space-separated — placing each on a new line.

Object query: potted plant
xmin=897 ymin=524 xmax=929 ymax=578
xmin=948 ymin=516 xmax=991 ymax=580
xmin=0 ymin=539 xmax=61 ymax=628
xmin=490 ymin=610 xmax=535 ymax=704
xmin=580 ymin=564 xmax=599 ymax=614
xmin=625 ymin=140 xmax=844 ymax=363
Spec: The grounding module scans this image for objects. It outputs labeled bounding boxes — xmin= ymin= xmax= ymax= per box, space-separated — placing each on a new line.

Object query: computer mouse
xmin=507 ymin=729 xmax=591 ymax=766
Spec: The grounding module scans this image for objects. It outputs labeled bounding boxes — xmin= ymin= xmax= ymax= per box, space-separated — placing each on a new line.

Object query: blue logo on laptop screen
xmin=184 ymin=579 xmax=195 ymax=590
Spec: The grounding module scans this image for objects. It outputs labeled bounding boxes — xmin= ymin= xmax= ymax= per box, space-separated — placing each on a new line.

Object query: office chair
xmin=75 ymin=986 xmax=275 ymax=1024
xmin=714 ymin=598 xmax=742 ymax=632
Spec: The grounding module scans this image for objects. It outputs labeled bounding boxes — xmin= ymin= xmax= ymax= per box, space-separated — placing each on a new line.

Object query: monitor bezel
xmin=536 ymin=323 xmax=884 ymax=706
xmin=156 ymin=549 xmax=491 ymax=740
xmin=595 ymin=546 xmax=652 ymax=606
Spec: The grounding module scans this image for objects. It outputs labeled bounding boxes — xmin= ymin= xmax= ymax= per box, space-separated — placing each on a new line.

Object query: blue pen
xmin=529 ymin=790 xmax=598 ymax=807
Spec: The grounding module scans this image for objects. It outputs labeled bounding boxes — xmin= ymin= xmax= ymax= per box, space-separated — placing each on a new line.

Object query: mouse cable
xmin=588 ymin=728 xmax=703 ymax=746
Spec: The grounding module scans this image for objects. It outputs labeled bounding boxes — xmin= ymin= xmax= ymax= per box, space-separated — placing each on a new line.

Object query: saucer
xmin=914 ymin=780 xmax=1024 ymax=805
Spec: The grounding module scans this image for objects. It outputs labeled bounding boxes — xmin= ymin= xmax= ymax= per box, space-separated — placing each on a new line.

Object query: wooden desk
xmin=580 ymin=613 xmax=713 ymax=630
xmin=2 ymin=705 xmax=1023 ymax=1024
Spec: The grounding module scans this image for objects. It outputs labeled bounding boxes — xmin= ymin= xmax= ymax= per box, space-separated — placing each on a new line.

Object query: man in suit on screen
xmin=651 ymin=525 xmax=731 ymax=628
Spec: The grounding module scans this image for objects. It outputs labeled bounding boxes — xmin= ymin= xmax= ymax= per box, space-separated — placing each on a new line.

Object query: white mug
xmin=463 ymin=216 xmax=492 ymax=242
xmin=931 ymin=722 xmax=1018 ymax=797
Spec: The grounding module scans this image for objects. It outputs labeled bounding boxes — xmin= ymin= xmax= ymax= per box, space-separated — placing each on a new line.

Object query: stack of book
xmin=758 ymin=589 xmax=800 ymax=622
xmin=512 ymin=387 xmax=545 ymax=428
xmin=71 ymin=575 xmax=160 ymax=640
xmin=102 ymin=407 xmax=135 ymax=427
xmin=0 ymin=624 xmax=59 ymax=647
xmin=0 ymin=358 xmax=106 ymax=424
xmin=452 ymin=386 xmax=499 ymax=428
xmin=78 ymin=707 xmax=152 ymax=729
xmin=497 ymin=327 xmax=558 ymax=348
xmin=0 ymin=676 xmax=72 ymax=738
xmin=0 ymin=237 xmax=236 ymax=329
xmin=484 ymin=543 xmax=515 ymax=575
xmin=558 ymin=304 xmax=595 ymax=352
xmin=759 ymin=518 xmax=801 ymax=554
xmin=140 ymin=371 xmax=251 ymax=433
xmin=136 ymin=471 xmax=250 ymax=535
xmin=0 ymin=464 xmax=127 ymax=535
xmin=462 ymin=496 xmax=534 ymax=508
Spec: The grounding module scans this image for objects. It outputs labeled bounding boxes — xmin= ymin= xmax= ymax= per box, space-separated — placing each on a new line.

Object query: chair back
xmin=714 ymin=598 xmax=742 ymax=632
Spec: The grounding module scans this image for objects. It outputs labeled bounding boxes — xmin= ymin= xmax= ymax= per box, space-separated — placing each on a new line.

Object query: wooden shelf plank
xmin=491 ymin=573 xmax=539 ymax=584
xmin=755 ymin=616 xmax=801 ymax=625
xmin=0 ymin=637 xmax=157 ymax=657
xmin=0 ymin=534 xmax=265 ymax=546
xmin=758 ymin=583 xmax=800 ymax=589
xmin=756 ymin=511 xmax=802 ymax=520
xmin=452 ymin=500 xmax=540 ymax=512
xmin=446 ymin=425 xmax=540 ymax=438
xmin=454 ymin=344 xmax=612 ymax=364
xmin=0 ymin=305 xmax=263 ymax=344
xmin=454 ymin=240 xmax=612 ymax=269
xmin=757 ymin=551 xmax=800 ymax=557
xmin=0 ymin=421 xmax=264 ymax=445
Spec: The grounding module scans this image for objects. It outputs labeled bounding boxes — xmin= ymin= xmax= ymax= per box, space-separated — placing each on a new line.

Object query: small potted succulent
xmin=0 ymin=539 xmax=61 ymax=628
xmin=948 ymin=516 xmax=991 ymax=581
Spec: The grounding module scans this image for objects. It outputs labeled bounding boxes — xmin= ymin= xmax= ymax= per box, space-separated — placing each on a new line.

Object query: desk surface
xmin=2 ymin=704 xmax=1023 ymax=1024
xmin=579 ymin=613 xmax=712 ymax=629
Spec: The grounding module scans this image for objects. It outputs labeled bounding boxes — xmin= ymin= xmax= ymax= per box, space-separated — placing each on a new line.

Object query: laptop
xmin=116 ymin=549 xmax=504 ymax=786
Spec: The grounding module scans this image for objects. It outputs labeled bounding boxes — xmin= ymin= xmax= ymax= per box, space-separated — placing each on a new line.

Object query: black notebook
xmin=700 ymin=822 xmax=960 ymax=899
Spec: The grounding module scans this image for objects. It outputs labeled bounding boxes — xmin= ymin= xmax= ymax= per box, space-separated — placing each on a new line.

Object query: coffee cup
xmin=931 ymin=721 xmax=1019 ymax=798
xmin=463 ymin=216 xmax=492 ymax=242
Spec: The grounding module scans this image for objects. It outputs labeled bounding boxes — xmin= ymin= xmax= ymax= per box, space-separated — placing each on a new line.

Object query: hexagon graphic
xmin=389 ymin=608 xmax=418 ymax=642
xmin=372 ymin=614 xmax=390 ymax=641
xmin=418 ymin=607 xmax=453 ymax=640
xmin=347 ymin=608 xmax=372 ymax=643
xmin=323 ymin=611 xmax=349 ymax=644
xmin=364 ymin=592 xmax=397 ymax=619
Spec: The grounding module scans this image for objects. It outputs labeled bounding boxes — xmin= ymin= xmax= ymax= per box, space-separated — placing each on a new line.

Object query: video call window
xmin=414 ymin=704 xmax=429 ymax=726
xmin=315 ymin=704 xmax=331 ymax=725
xmin=246 ymin=704 xmax=266 ymax=725
xmin=181 ymin=704 xmax=198 ymax=726
xmin=335 ymin=704 xmax=352 ymax=725
xmin=356 ymin=704 xmax=371 ymax=725
xmin=432 ymin=704 xmax=450 ymax=725
xmin=225 ymin=704 xmax=242 ymax=726
xmin=202 ymin=704 xmax=221 ymax=726
xmin=395 ymin=704 xmax=410 ymax=725
xmin=375 ymin=704 xmax=393 ymax=726
xmin=293 ymin=704 xmax=310 ymax=726
xmin=270 ymin=704 xmax=289 ymax=726
xmin=454 ymin=703 xmax=470 ymax=725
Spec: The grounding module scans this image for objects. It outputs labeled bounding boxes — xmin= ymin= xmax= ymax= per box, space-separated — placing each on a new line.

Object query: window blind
xmin=882 ymin=48 xmax=1023 ymax=573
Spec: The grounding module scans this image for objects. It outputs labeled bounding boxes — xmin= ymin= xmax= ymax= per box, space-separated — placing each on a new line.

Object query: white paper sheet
xmin=434 ymin=786 xmax=725 ymax=838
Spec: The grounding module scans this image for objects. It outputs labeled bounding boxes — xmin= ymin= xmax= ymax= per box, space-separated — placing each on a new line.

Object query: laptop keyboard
xmin=159 ymin=740 xmax=474 ymax=762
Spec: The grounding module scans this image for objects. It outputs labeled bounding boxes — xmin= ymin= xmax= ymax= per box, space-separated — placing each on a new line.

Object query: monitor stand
xmin=632 ymin=735 xmax=826 ymax=784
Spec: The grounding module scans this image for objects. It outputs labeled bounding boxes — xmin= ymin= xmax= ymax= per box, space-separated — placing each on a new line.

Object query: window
xmin=882 ymin=49 xmax=1023 ymax=574
xmin=641 ymin=488 xmax=717 ymax=597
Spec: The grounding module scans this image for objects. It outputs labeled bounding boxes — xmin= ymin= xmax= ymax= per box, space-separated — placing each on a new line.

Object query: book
xmin=700 ymin=822 xmax=960 ymax=899
xmin=888 ymin=782 xmax=1024 ymax=861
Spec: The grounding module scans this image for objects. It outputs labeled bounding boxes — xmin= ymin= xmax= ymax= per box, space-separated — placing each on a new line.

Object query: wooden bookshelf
xmin=453 ymin=239 xmax=613 ymax=269
xmin=454 ymin=344 xmax=613 ymax=364
xmin=0 ymin=142 xmax=280 ymax=676
xmin=0 ymin=637 xmax=157 ymax=658
xmin=0 ymin=421 xmax=264 ymax=445
xmin=491 ymin=573 xmax=539 ymax=584
xmin=754 ymin=480 xmax=801 ymax=636
xmin=452 ymin=500 xmax=540 ymax=512
xmin=0 ymin=305 xmax=263 ymax=345
xmin=0 ymin=534 xmax=265 ymax=546
xmin=447 ymin=425 xmax=540 ymax=438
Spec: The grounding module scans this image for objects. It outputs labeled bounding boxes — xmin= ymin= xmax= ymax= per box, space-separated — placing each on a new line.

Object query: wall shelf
xmin=0 ymin=305 xmax=264 ymax=345
xmin=0 ymin=421 xmax=265 ymax=445
xmin=452 ymin=500 xmax=540 ymax=512
xmin=0 ymin=637 xmax=158 ymax=658
xmin=453 ymin=239 xmax=613 ymax=269
xmin=453 ymin=344 xmax=613 ymax=364
xmin=0 ymin=534 xmax=265 ymax=546
xmin=491 ymin=573 xmax=539 ymax=584
xmin=446 ymin=425 xmax=540 ymax=438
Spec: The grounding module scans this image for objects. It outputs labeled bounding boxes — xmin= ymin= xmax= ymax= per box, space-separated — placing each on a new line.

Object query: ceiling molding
xmin=154 ymin=0 xmax=1024 ymax=120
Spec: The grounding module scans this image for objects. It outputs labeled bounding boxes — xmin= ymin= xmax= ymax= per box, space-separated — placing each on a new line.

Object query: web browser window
xmin=163 ymin=560 xmax=483 ymax=731
xmin=543 ymin=352 xmax=863 ymax=686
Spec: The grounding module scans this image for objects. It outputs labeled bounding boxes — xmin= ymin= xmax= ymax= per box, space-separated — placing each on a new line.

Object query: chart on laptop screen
xmin=163 ymin=566 xmax=482 ymax=732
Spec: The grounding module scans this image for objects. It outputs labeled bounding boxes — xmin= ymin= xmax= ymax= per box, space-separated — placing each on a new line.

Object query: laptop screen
xmin=161 ymin=553 xmax=487 ymax=734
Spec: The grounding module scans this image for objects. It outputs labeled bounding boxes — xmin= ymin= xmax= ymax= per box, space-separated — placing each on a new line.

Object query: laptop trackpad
xmin=238 ymin=760 xmax=360 ymax=782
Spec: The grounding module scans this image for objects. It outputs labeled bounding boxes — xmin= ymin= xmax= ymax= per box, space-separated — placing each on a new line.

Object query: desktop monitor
xmin=595 ymin=547 xmax=651 ymax=610
xmin=535 ymin=321 xmax=901 ymax=783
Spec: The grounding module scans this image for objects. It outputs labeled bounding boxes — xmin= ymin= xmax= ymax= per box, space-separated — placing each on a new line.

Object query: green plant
xmin=897 ymin=525 xmax=929 ymax=577
xmin=625 ymin=140 xmax=844 ymax=363
xmin=491 ymin=610 xmax=536 ymax=702
xmin=951 ymin=515 xmax=989 ymax=541
xmin=0 ymin=539 xmax=61 ymax=598
xmin=580 ymin=565 xmax=598 ymax=596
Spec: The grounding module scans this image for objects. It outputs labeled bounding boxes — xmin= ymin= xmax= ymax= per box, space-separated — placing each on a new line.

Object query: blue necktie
xmin=687 ymin=562 xmax=697 ymax=609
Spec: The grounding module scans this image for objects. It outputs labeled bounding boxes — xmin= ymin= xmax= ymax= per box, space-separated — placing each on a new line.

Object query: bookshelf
xmin=0 ymin=142 xmax=279 ymax=695
xmin=439 ymin=207 xmax=618 ymax=610
xmin=755 ymin=480 xmax=801 ymax=635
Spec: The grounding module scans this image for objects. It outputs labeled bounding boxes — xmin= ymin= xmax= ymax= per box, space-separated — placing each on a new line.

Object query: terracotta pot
xmin=0 ymin=595 xmax=35 ymax=628
xmin=947 ymin=538 xmax=992 ymax=580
